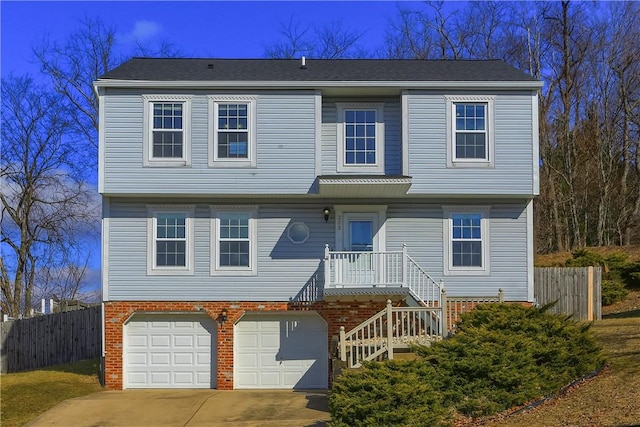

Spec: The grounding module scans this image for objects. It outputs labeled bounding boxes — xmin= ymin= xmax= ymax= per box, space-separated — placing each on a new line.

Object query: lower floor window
xmin=147 ymin=206 xmax=195 ymax=275
xmin=212 ymin=206 xmax=257 ymax=275
xmin=219 ymin=212 xmax=250 ymax=267
xmin=444 ymin=207 xmax=489 ymax=275
xmin=451 ymin=213 xmax=482 ymax=267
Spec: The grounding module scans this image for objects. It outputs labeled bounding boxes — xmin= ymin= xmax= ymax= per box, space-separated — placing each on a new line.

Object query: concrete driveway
xmin=25 ymin=390 xmax=330 ymax=427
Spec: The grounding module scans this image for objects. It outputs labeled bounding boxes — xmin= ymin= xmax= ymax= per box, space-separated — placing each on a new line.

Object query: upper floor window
xmin=445 ymin=96 xmax=495 ymax=167
xmin=337 ymin=103 xmax=385 ymax=173
xmin=210 ymin=206 xmax=258 ymax=276
xmin=147 ymin=205 xmax=195 ymax=275
xmin=209 ymin=96 xmax=257 ymax=168
xmin=443 ymin=206 xmax=490 ymax=276
xmin=455 ymin=103 xmax=486 ymax=159
xmin=143 ymin=95 xmax=192 ymax=167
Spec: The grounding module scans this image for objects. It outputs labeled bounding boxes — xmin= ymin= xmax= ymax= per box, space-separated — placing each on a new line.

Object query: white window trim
xmin=142 ymin=95 xmax=192 ymax=167
xmin=442 ymin=206 xmax=491 ymax=276
xmin=445 ymin=95 xmax=495 ymax=168
xmin=208 ymin=96 xmax=258 ymax=168
xmin=336 ymin=103 xmax=385 ymax=174
xmin=210 ymin=205 xmax=258 ymax=276
xmin=147 ymin=205 xmax=196 ymax=276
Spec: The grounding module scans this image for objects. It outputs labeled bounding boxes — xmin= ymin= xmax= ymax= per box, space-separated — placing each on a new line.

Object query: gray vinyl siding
xmin=386 ymin=202 xmax=529 ymax=301
xmin=102 ymin=89 xmax=317 ymax=195
xmin=106 ymin=199 xmax=529 ymax=302
xmin=106 ymin=199 xmax=334 ymax=301
xmin=407 ymin=91 xmax=535 ymax=195
xmin=320 ymin=99 xmax=402 ymax=175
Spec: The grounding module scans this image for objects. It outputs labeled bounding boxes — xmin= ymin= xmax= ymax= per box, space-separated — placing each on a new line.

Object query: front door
xmin=342 ymin=213 xmax=378 ymax=284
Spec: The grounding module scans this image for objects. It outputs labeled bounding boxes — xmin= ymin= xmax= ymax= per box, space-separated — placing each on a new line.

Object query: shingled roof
xmin=98 ymin=58 xmax=538 ymax=83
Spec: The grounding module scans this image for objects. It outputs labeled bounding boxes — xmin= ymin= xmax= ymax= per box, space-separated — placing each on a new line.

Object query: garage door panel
xmin=173 ymin=335 xmax=194 ymax=347
xmin=173 ymin=352 xmax=193 ymax=365
xmin=125 ymin=314 xmax=216 ymax=389
xmin=150 ymin=353 xmax=170 ymax=366
xmin=150 ymin=335 xmax=170 ymax=348
xmin=235 ymin=313 xmax=327 ymax=389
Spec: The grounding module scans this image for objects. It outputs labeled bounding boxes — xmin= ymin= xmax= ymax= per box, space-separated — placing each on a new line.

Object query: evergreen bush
xmin=329 ymin=303 xmax=605 ymax=426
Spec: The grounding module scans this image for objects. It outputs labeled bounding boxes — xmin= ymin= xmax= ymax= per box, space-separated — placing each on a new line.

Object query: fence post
xmin=339 ymin=326 xmax=346 ymax=362
xmin=498 ymin=288 xmax=504 ymax=303
xmin=386 ymin=299 xmax=394 ymax=360
xmin=441 ymin=288 xmax=448 ymax=337
xmin=587 ymin=266 xmax=594 ymax=321
xmin=324 ymin=244 xmax=331 ymax=288
xmin=401 ymin=244 xmax=408 ymax=287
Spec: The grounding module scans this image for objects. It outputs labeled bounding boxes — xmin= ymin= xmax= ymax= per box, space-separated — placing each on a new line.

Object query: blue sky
xmin=2 ymin=1 xmax=409 ymax=79
xmin=1 ymin=1 xmax=409 ymax=296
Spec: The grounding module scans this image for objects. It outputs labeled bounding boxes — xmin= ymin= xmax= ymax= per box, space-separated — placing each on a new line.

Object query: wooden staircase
xmin=336 ymin=300 xmax=444 ymax=369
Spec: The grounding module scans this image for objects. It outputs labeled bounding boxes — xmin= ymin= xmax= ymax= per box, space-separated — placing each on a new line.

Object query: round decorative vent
xmin=287 ymin=222 xmax=310 ymax=244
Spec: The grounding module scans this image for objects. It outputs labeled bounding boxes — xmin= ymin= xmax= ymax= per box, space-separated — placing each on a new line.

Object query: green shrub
xmin=329 ymin=304 xmax=605 ymax=426
xmin=602 ymin=279 xmax=629 ymax=305
xmin=564 ymin=249 xmax=639 ymax=297
xmin=620 ymin=261 xmax=640 ymax=289
xmin=329 ymin=361 xmax=451 ymax=427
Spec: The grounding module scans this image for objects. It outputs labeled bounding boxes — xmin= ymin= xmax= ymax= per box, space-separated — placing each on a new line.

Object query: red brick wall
xmin=104 ymin=300 xmax=387 ymax=390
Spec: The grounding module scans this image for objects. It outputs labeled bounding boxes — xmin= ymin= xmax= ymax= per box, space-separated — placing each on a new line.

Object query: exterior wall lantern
xmin=323 ymin=207 xmax=331 ymax=223
xmin=218 ymin=308 xmax=228 ymax=326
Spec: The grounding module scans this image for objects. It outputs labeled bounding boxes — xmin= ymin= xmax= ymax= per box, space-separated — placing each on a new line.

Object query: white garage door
xmin=235 ymin=312 xmax=328 ymax=389
xmin=125 ymin=313 xmax=216 ymax=389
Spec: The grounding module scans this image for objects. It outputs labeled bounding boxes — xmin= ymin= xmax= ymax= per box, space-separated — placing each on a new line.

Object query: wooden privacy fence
xmin=534 ymin=267 xmax=602 ymax=321
xmin=0 ymin=305 xmax=101 ymax=374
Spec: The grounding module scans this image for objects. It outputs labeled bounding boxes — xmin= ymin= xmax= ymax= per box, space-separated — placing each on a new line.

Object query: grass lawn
xmin=487 ymin=297 xmax=640 ymax=426
xmin=0 ymin=358 xmax=103 ymax=427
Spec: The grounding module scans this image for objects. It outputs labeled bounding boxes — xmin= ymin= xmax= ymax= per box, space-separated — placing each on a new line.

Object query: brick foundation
xmin=104 ymin=299 xmax=386 ymax=390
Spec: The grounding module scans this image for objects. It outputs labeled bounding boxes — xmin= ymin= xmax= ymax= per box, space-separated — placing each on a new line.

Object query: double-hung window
xmin=211 ymin=206 xmax=257 ymax=275
xmin=337 ymin=103 xmax=385 ymax=173
xmin=209 ymin=96 xmax=257 ymax=167
xmin=147 ymin=205 xmax=195 ymax=275
xmin=143 ymin=95 xmax=192 ymax=166
xmin=445 ymin=96 xmax=494 ymax=167
xmin=443 ymin=207 xmax=490 ymax=275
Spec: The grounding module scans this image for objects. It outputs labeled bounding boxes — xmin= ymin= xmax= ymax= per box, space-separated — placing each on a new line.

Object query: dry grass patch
xmin=535 ymin=244 xmax=640 ymax=267
xmin=0 ymin=359 xmax=103 ymax=427
xmin=486 ymin=308 xmax=640 ymax=427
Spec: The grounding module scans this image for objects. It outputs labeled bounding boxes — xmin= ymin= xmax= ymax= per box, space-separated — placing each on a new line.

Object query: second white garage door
xmin=235 ymin=312 xmax=328 ymax=389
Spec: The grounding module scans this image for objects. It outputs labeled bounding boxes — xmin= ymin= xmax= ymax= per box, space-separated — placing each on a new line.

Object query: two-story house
xmin=95 ymin=58 xmax=541 ymax=390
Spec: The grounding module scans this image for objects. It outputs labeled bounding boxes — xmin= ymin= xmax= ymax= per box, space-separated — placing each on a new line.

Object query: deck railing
xmin=324 ymin=244 xmax=442 ymax=307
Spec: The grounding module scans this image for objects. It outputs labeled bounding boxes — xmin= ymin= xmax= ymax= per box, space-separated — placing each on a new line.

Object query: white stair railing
xmin=339 ymin=300 xmax=444 ymax=368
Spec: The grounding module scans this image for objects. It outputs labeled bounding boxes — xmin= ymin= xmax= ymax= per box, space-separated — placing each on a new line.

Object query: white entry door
xmin=341 ymin=212 xmax=379 ymax=284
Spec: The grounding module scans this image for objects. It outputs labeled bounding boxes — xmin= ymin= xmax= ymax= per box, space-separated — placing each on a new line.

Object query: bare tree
xmin=264 ymin=16 xmax=367 ymax=59
xmin=32 ymin=16 xmax=118 ymax=162
xmin=33 ymin=16 xmax=183 ymax=167
xmin=1 ymin=75 xmax=99 ymax=317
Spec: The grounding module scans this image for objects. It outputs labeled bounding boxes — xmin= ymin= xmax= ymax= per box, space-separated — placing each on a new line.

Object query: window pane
xmin=456 ymin=133 xmax=486 ymax=159
xmin=345 ymin=110 xmax=355 ymax=122
xmin=156 ymin=241 xmax=186 ymax=267
xmin=218 ymin=133 xmax=248 ymax=158
xmin=153 ymin=131 xmax=183 ymax=158
xmin=365 ymin=110 xmax=376 ymax=122
xmin=219 ymin=241 xmax=250 ymax=267
xmin=451 ymin=214 xmax=482 ymax=267
xmin=344 ymin=109 xmax=377 ymax=166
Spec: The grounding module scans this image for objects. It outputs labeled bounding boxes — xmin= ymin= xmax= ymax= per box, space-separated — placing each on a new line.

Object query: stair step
xmin=392 ymin=352 xmax=420 ymax=361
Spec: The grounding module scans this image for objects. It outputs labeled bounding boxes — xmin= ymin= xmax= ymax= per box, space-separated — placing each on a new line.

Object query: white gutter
xmin=94 ymin=79 xmax=543 ymax=90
